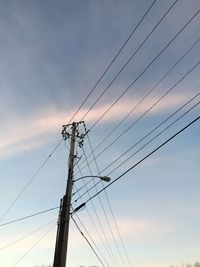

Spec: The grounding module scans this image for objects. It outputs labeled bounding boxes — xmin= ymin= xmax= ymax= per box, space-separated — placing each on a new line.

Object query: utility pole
xmin=53 ymin=122 xmax=81 ymax=267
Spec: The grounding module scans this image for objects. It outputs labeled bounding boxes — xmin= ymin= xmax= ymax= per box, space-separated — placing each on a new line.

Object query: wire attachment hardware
xmin=61 ymin=121 xmax=88 ymax=148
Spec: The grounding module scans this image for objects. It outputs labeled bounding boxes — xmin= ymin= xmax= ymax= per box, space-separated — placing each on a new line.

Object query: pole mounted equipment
xmin=61 ymin=121 xmax=89 ymax=147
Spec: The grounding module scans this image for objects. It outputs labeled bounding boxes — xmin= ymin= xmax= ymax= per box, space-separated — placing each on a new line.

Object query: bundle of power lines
xmin=1 ymin=0 xmax=200 ymax=266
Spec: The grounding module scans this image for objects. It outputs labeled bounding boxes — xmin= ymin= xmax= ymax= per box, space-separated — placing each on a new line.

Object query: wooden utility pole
xmin=53 ymin=122 xmax=76 ymax=267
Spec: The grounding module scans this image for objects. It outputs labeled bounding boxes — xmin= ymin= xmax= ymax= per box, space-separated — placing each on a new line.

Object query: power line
xmin=81 ymin=0 xmax=179 ymax=123
xmin=70 ymin=112 xmax=200 ymax=266
xmin=93 ymin=60 xmax=200 ymax=157
xmin=85 ymin=115 xmax=200 ymax=204
xmin=89 ymin=7 xmax=200 ymax=131
xmin=85 ymin=135 xmax=132 ymax=267
xmin=80 ymin=35 xmax=200 ymax=167
xmin=68 ymin=0 xmax=158 ymax=123
xmin=81 ymin=146 xmax=124 ymax=267
xmin=67 ymin=127 xmax=117 ymax=266
xmin=104 ymin=92 xmax=200 ymax=176
xmin=75 ymin=7 xmax=200 ymax=177
xmin=74 ymin=157 xmax=119 ymax=267
xmin=75 ymin=93 xmax=200 ymax=200
xmin=107 ymin=99 xmax=200 ymax=176
xmin=71 ymin=215 xmax=106 ymax=267
xmin=74 ymin=2 xmax=199 ymax=174
xmin=73 ymin=159 xmax=117 ymax=265
xmin=0 ymin=206 xmax=59 ymax=227
xmin=75 ymin=57 xmax=200 ymax=177
xmin=11 ymin=222 xmax=55 ymax=267
xmin=73 ymin=162 xmax=113 ymax=266
xmin=72 ymin=184 xmax=111 ymax=267
xmin=0 ymin=139 xmax=63 ymax=222
xmin=0 ymin=218 xmax=56 ymax=251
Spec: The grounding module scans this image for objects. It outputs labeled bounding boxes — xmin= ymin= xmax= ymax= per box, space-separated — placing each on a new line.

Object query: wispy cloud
xmin=0 ymin=92 xmax=190 ymax=158
xmin=92 ymin=217 xmax=171 ymax=244
xmin=0 ymin=216 xmax=171 ymax=258
xmin=69 ymin=214 xmax=172 ymax=247
xmin=113 ymin=217 xmax=171 ymax=240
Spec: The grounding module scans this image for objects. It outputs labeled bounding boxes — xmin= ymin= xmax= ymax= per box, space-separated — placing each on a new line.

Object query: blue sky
xmin=0 ymin=1 xmax=200 ymax=267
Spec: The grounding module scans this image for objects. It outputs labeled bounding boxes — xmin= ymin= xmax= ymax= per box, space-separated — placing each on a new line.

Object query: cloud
xmin=0 ymin=221 xmax=83 ymax=261
xmin=0 ymin=92 xmax=190 ymax=159
xmin=71 ymin=213 xmax=172 ymax=247
xmin=113 ymin=217 xmax=171 ymax=241
xmin=0 ymin=225 xmax=56 ymax=259
xmin=0 ymin=217 xmax=170 ymax=258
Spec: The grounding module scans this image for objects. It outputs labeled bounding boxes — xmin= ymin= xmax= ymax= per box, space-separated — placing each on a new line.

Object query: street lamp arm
xmin=73 ymin=175 xmax=111 ymax=183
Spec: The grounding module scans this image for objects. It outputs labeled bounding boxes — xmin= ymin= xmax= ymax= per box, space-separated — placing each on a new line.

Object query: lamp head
xmin=100 ymin=176 xmax=111 ymax=182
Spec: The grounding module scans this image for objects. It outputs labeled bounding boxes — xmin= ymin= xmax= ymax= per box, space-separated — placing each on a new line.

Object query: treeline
xmin=171 ymin=262 xmax=200 ymax=267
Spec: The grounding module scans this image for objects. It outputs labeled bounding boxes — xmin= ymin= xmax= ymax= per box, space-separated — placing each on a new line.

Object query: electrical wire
xmin=0 ymin=139 xmax=63 ymax=222
xmin=74 ymin=8 xmax=200 ymax=175
xmin=3 ymin=4 xmax=198 ymax=266
xmin=68 ymin=0 xmax=158 ymax=123
xmin=11 ymin=101 xmax=197 ymax=266
xmin=71 ymin=215 xmax=106 ymax=267
xmin=107 ymin=98 xmax=200 ymax=176
xmin=81 ymin=0 xmax=179 ymax=123
xmin=0 ymin=218 xmax=56 ymax=251
xmin=72 ymin=108 xmax=199 ymax=267
xmin=81 ymin=145 xmax=126 ymax=267
xmin=75 ymin=92 xmax=200 ymax=200
xmin=72 ymin=184 xmax=111 ymax=267
xmin=74 ymin=160 xmax=119 ymax=267
xmin=0 ymin=206 xmax=59 ymax=227
xmin=69 ymin=127 xmax=116 ymax=265
xmin=73 ymin=170 xmax=113 ymax=266
xmin=75 ymin=57 xmax=200 ymax=177
xmin=103 ymin=91 xmax=200 ymax=176
xmin=89 ymin=7 xmax=200 ymax=131
xmin=78 ymin=35 xmax=200 ymax=169
xmin=85 ymin=115 xmax=200 ymax=204
xmin=92 ymin=60 xmax=200 ymax=158
xmin=61 ymin=135 xmax=116 ymax=266
xmin=86 ymin=136 xmax=132 ymax=267
xmin=11 ymin=221 xmax=55 ymax=267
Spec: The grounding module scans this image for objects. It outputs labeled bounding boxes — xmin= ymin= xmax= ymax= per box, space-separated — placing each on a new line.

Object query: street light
xmin=73 ymin=175 xmax=111 ymax=183
xmin=72 ymin=175 xmax=111 ymax=213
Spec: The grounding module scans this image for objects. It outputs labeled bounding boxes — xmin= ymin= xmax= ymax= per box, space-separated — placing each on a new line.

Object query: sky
xmin=0 ymin=0 xmax=200 ymax=267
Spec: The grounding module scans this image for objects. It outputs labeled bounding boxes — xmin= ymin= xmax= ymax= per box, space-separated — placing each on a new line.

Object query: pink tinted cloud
xmin=76 ymin=213 xmax=172 ymax=245
xmin=0 ymin=92 xmax=189 ymax=158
